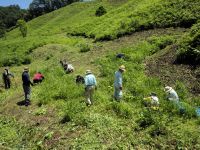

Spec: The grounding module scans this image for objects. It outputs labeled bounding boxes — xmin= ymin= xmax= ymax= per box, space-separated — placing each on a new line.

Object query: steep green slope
xmin=0 ymin=0 xmax=199 ymax=67
xmin=71 ymin=0 xmax=200 ymax=41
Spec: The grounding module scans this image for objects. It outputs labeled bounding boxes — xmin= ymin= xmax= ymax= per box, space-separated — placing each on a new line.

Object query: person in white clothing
xmin=164 ymin=86 xmax=179 ymax=102
xmin=143 ymin=92 xmax=159 ymax=107
xmin=66 ymin=64 xmax=74 ymax=73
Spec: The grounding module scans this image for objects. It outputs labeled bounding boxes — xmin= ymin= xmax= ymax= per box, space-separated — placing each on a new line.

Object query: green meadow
xmin=0 ymin=0 xmax=200 ymax=149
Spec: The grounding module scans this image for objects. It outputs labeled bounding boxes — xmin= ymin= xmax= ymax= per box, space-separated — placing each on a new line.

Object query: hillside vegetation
xmin=0 ymin=0 xmax=200 ymax=149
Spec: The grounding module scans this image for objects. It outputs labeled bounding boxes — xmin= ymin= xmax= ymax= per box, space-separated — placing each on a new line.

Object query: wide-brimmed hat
xmin=119 ymin=65 xmax=126 ymax=71
xmin=164 ymin=86 xmax=172 ymax=93
xmin=24 ymin=67 xmax=29 ymax=71
xmin=85 ymin=70 xmax=92 ymax=75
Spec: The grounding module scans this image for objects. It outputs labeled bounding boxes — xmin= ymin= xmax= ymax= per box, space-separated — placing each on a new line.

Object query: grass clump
xmin=110 ymin=102 xmax=133 ymax=119
xmin=177 ymin=22 xmax=200 ymax=65
xmin=95 ymin=6 xmax=107 ymax=17
xmin=79 ymin=43 xmax=91 ymax=52
xmin=147 ymin=35 xmax=175 ymax=54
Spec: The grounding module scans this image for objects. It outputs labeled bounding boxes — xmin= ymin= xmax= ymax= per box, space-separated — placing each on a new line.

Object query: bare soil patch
xmin=145 ymin=45 xmax=200 ymax=95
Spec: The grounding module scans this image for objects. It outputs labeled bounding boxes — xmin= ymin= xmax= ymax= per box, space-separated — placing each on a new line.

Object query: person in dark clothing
xmin=76 ymin=75 xmax=85 ymax=84
xmin=2 ymin=68 xmax=14 ymax=89
xmin=116 ymin=53 xmax=125 ymax=59
xmin=22 ymin=67 xmax=33 ymax=106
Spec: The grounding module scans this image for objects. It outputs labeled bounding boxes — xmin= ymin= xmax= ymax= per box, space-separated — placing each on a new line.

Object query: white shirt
xmin=151 ymin=96 xmax=159 ymax=105
xmin=67 ymin=64 xmax=74 ymax=71
xmin=167 ymin=89 xmax=179 ymax=102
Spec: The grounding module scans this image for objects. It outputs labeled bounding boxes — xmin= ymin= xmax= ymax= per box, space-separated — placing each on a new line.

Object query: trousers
xmin=85 ymin=86 xmax=95 ymax=105
xmin=114 ymin=86 xmax=122 ymax=100
xmin=23 ymin=85 xmax=31 ymax=101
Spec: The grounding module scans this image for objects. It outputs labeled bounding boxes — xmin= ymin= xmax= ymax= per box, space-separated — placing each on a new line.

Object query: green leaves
xmin=17 ymin=19 xmax=27 ymax=38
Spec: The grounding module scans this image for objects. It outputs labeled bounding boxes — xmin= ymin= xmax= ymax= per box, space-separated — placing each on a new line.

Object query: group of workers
xmin=143 ymin=86 xmax=180 ymax=110
xmin=2 ymin=67 xmax=44 ymax=106
xmin=2 ymin=63 xmax=180 ymax=108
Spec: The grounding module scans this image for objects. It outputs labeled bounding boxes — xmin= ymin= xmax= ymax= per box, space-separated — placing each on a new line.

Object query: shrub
xmin=95 ymin=6 xmax=107 ymax=17
xmin=17 ymin=19 xmax=27 ymax=37
xmin=111 ymin=102 xmax=133 ymax=119
xmin=148 ymin=35 xmax=175 ymax=54
xmin=149 ymin=123 xmax=167 ymax=137
xmin=137 ymin=109 xmax=155 ymax=128
xmin=177 ymin=22 xmax=200 ymax=65
xmin=22 ymin=56 xmax=32 ymax=65
xmin=0 ymin=55 xmax=23 ymax=67
xmin=60 ymin=114 xmax=71 ymax=124
xmin=79 ymin=43 xmax=90 ymax=52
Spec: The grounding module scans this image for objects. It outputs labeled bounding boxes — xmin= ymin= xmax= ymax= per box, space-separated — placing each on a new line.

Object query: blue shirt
xmin=85 ymin=74 xmax=97 ymax=87
xmin=114 ymin=71 xmax=122 ymax=88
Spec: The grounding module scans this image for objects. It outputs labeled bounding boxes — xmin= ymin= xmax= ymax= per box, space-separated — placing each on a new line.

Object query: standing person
xmin=33 ymin=72 xmax=44 ymax=84
xmin=164 ymin=86 xmax=179 ymax=102
xmin=2 ymin=68 xmax=14 ymax=89
xmin=22 ymin=67 xmax=33 ymax=106
xmin=84 ymin=70 xmax=97 ymax=106
xmin=114 ymin=65 xmax=126 ymax=101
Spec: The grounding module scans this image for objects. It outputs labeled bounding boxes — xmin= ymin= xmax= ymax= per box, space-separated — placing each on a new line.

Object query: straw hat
xmin=24 ymin=67 xmax=29 ymax=71
xmin=164 ymin=86 xmax=172 ymax=93
xmin=85 ymin=70 xmax=92 ymax=75
xmin=119 ymin=65 xmax=126 ymax=71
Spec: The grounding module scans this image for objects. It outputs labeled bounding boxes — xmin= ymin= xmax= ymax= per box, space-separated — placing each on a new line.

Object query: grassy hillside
xmin=0 ymin=0 xmax=200 ymax=149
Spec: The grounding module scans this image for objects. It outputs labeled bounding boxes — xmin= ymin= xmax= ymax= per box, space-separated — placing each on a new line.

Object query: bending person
xmin=33 ymin=72 xmax=44 ymax=84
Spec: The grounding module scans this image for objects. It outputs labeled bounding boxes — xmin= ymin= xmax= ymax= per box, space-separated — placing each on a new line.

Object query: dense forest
xmin=0 ymin=5 xmax=26 ymax=37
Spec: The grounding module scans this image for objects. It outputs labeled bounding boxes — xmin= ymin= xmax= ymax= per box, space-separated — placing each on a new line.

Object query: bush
xmin=110 ymin=102 xmax=133 ymax=119
xmin=0 ymin=56 xmax=23 ymax=67
xmin=149 ymin=123 xmax=167 ymax=137
xmin=137 ymin=109 xmax=155 ymax=128
xmin=177 ymin=22 xmax=200 ymax=65
xmin=17 ymin=19 xmax=27 ymax=37
xmin=95 ymin=6 xmax=107 ymax=17
xmin=22 ymin=56 xmax=31 ymax=65
xmin=79 ymin=44 xmax=90 ymax=52
xmin=147 ymin=35 xmax=175 ymax=54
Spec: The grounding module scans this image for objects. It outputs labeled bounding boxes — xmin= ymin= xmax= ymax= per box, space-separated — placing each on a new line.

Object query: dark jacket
xmin=22 ymin=71 xmax=33 ymax=86
xmin=2 ymin=70 xmax=14 ymax=80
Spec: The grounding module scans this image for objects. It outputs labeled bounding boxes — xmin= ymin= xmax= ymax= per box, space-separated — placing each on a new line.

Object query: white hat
xmin=85 ymin=70 xmax=92 ymax=75
xmin=164 ymin=86 xmax=172 ymax=93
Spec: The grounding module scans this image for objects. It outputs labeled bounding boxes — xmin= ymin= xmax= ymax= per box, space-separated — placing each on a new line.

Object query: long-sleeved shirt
xmin=85 ymin=74 xmax=97 ymax=87
xmin=22 ymin=71 xmax=33 ymax=86
xmin=167 ymin=89 xmax=179 ymax=102
xmin=33 ymin=73 xmax=44 ymax=80
xmin=2 ymin=70 xmax=14 ymax=80
xmin=114 ymin=71 xmax=122 ymax=88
